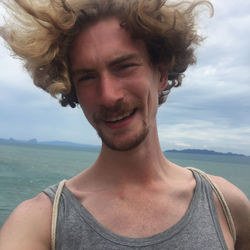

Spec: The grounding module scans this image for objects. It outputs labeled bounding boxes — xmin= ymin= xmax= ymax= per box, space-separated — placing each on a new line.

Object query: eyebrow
xmin=71 ymin=53 xmax=142 ymax=78
xmin=109 ymin=53 xmax=142 ymax=67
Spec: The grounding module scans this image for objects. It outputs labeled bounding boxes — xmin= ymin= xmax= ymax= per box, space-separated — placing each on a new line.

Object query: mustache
xmin=93 ymin=99 xmax=142 ymax=122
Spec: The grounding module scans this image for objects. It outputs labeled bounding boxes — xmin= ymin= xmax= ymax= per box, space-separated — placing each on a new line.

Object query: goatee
xmin=93 ymin=99 xmax=148 ymax=151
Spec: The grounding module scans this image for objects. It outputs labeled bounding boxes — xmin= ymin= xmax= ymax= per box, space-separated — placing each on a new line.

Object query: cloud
xmin=156 ymin=0 xmax=250 ymax=155
xmin=0 ymin=0 xmax=249 ymax=155
xmin=158 ymin=121 xmax=250 ymax=155
xmin=175 ymin=142 xmax=192 ymax=148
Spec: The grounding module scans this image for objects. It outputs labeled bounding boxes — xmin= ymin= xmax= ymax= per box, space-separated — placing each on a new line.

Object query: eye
xmin=77 ymin=73 xmax=97 ymax=83
xmin=121 ymin=63 xmax=136 ymax=70
xmin=116 ymin=63 xmax=140 ymax=74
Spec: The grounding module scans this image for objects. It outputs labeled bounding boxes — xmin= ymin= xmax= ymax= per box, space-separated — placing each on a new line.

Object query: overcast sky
xmin=0 ymin=0 xmax=250 ymax=155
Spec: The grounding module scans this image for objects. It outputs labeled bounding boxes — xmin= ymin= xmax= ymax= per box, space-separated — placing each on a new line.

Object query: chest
xmin=81 ymin=191 xmax=192 ymax=238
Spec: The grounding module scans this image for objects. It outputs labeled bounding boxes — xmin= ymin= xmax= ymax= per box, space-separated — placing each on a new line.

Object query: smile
xmin=105 ymin=109 xmax=137 ymax=123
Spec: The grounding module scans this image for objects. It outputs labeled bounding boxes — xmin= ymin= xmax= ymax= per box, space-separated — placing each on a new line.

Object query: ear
xmin=158 ymin=64 xmax=168 ymax=93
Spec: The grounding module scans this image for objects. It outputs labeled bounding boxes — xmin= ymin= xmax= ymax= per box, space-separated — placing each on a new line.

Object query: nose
xmin=99 ymin=72 xmax=124 ymax=107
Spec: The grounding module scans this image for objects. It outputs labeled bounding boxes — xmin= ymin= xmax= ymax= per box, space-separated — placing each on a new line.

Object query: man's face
xmin=69 ymin=18 xmax=167 ymax=151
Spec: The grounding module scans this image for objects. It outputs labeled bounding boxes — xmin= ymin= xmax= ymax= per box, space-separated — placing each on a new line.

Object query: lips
xmin=105 ymin=109 xmax=136 ymax=123
xmin=93 ymin=100 xmax=142 ymax=128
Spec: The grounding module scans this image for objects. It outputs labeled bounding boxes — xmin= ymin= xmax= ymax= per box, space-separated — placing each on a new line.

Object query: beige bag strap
xmin=187 ymin=167 xmax=236 ymax=244
xmin=51 ymin=179 xmax=67 ymax=250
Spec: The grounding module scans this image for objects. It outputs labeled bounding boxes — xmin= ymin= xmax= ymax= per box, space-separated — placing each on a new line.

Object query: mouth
xmin=105 ymin=109 xmax=137 ymax=124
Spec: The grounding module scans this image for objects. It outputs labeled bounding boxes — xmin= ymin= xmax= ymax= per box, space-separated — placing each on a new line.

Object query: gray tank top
xmin=43 ymin=170 xmax=228 ymax=249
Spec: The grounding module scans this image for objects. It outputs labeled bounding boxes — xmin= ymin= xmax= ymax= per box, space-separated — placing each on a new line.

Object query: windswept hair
xmin=0 ymin=0 xmax=213 ymax=107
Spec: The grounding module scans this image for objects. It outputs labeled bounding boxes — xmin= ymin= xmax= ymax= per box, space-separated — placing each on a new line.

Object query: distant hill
xmin=0 ymin=138 xmax=38 ymax=144
xmin=0 ymin=138 xmax=100 ymax=150
xmin=165 ymin=149 xmax=247 ymax=157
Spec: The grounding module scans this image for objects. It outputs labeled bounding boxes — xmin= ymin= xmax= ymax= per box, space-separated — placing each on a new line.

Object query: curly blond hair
xmin=0 ymin=0 xmax=213 ymax=107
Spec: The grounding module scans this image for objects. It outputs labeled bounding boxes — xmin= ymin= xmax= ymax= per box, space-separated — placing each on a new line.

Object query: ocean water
xmin=0 ymin=142 xmax=250 ymax=227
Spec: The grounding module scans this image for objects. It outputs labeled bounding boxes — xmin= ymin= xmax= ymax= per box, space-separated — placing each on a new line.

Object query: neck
xmin=91 ymin=124 xmax=170 ymax=188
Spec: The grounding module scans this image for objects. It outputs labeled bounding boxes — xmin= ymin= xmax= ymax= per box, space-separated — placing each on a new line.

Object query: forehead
xmin=69 ymin=18 xmax=149 ymax=71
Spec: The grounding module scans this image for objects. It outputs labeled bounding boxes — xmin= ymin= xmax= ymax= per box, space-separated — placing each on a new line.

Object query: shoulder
xmin=209 ymin=175 xmax=250 ymax=249
xmin=0 ymin=192 xmax=52 ymax=250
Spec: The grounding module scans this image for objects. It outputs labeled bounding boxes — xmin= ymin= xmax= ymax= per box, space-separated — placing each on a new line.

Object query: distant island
xmin=0 ymin=138 xmax=248 ymax=157
xmin=0 ymin=137 xmax=100 ymax=150
xmin=165 ymin=149 xmax=247 ymax=158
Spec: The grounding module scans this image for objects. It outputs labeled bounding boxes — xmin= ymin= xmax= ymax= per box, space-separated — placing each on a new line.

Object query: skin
xmin=0 ymin=18 xmax=249 ymax=250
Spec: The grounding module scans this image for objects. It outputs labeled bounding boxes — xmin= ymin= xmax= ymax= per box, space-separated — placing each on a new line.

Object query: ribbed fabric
xmin=43 ymin=170 xmax=228 ymax=250
xmin=187 ymin=167 xmax=236 ymax=243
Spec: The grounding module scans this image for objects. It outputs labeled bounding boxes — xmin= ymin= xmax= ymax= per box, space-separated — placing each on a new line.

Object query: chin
xmin=99 ymin=124 xmax=149 ymax=152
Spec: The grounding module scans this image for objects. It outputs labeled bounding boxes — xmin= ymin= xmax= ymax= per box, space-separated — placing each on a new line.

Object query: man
xmin=0 ymin=0 xmax=249 ymax=249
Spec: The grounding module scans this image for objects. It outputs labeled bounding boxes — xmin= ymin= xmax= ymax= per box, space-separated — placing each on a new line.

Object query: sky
xmin=0 ymin=0 xmax=250 ymax=155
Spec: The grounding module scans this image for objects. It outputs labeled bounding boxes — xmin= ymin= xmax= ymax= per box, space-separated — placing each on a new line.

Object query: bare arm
xmin=210 ymin=176 xmax=250 ymax=250
xmin=0 ymin=193 xmax=52 ymax=250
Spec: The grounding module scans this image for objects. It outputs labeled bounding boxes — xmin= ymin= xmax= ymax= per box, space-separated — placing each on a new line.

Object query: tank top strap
xmin=187 ymin=167 xmax=236 ymax=244
xmin=51 ymin=179 xmax=67 ymax=250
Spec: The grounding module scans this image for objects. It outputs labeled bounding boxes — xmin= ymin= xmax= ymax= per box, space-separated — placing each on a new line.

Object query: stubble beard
xmin=97 ymin=120 xmax=149 ymax=151
xmin=92 ymin=99 xmax=149 ymax=151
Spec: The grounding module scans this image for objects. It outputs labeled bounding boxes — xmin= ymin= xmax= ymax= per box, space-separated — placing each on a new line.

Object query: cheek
xmin=76 ymin=88 xmax=96 ymax=120
xmin=76 ymin=85 xmax=96 ymax=107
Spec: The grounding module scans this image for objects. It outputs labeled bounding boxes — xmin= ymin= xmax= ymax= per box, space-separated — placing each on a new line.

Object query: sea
xmin=0 ymin=142 xmax=250 ymax=227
